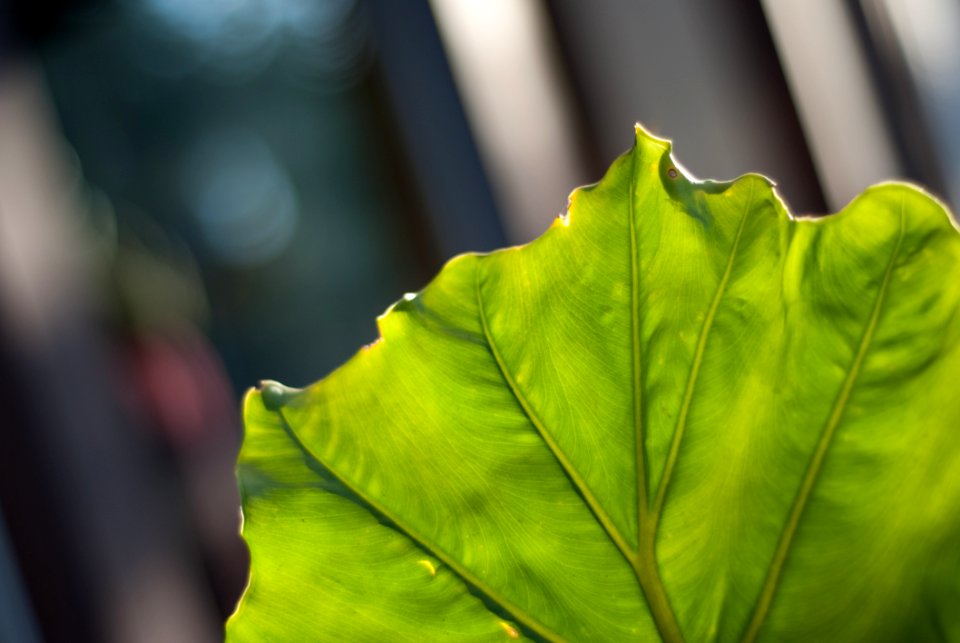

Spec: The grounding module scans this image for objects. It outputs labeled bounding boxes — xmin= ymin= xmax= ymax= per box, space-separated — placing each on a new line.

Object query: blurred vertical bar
xmin=0 ymin=511 xmax=41 ymax=643
xmin=547 ymin=0 xmax=825 ymax=214
xmin=858 ymin=0 xmax=960 ymax=213
xmin=368 ymin=0 xmax=507 ymax=258
xmin=429 ymin=0 xmax=590 ymax=244
xmin=761 ymin=0 xmax=903 ymax=210
xmin=0 ymin=62 xmax=218 ymax=643
xmin=844 ymin=0 xmax=947 ymax=201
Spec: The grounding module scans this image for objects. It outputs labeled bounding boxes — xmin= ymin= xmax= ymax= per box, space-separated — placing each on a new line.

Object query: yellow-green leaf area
xmin=228 ymin=126 xmax=960 ymax=642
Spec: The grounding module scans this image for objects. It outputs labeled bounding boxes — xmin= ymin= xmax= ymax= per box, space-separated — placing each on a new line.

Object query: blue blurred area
xmin=0 ymin=1 xmax=955 ymax=641
xmin=40 ymin=0 xmax=495 ymax=390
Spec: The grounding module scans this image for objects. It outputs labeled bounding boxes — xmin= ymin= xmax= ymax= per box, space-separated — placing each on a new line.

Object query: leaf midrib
xmin=740 ymin=203 xmax=907 ymax=643
xmin=628 ymin=152 xmax=687 ymax=643
xmin=476 ymin=261 xmax=685 ymax=643
xmin=474 ymin=151 xmax=692 ymax=643
xmin=270 ymin=405 xmax=568 ymax=643
xmin=474 ymin=265 xmax=636 ymax=564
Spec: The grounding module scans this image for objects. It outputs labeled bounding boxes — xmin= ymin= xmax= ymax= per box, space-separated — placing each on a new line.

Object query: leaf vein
xmin=629 ymin=149 xmax=648 ymax=525
xmin=270 ymin=405 xmax=567 ymax=643
xmin=628 ymin=147 xmax=686 ymax=643
xmin=651 ymin=184 xmax=756 ymax=530
xmin=741 ymin=202 xmax=907 ymax=642
xmin=473 ymin=261 xmax=638 ymax=567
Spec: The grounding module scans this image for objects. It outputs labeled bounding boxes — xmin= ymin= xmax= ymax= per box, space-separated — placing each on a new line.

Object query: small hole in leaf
xmin=667 ymin=167 xmax=678 ymax=179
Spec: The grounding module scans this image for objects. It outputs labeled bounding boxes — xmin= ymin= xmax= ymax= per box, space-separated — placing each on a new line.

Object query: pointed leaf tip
xmin=633 ymin=122 xmax=671 ymax=147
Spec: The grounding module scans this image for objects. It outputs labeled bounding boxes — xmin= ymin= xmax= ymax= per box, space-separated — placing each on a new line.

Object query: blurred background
xmin=0 ymin=0 xmax=957 ymax=641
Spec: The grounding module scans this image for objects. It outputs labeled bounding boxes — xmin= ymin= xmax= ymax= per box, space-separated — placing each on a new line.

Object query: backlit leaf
xmin=228 ymin=126 xmax=960 ymax=642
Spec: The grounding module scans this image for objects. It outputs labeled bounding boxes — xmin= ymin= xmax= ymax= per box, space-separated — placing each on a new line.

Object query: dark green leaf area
xmin=230 ymin=126 xmax=960 ymax=643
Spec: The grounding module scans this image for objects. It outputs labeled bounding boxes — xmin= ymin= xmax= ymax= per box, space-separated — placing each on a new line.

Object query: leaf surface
xmin=228 ymin=127 xmax=960 ymax=642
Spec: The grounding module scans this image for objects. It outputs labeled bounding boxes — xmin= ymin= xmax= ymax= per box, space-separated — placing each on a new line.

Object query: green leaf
xmin=227 ymin=126 xmax=960 ymax=642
